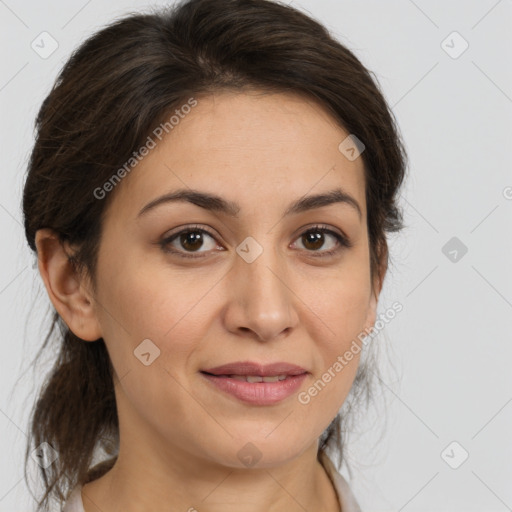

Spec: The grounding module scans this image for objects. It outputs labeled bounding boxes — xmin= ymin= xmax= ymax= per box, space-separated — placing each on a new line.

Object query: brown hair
xmin=22 ymin=0 xmax=407 ymax=509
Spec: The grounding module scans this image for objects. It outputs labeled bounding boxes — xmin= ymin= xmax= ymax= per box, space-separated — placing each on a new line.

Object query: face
xmin=87 ymin=90 xmax=380 ymax=469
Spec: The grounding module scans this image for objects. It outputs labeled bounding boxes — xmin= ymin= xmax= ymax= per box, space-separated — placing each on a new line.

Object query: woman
xmin=22 ymin=0 xmax=407 ymax=510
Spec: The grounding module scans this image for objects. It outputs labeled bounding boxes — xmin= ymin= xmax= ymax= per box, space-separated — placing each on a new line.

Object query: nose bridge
xmin=226 ymin=234 xmax=298 ymax=340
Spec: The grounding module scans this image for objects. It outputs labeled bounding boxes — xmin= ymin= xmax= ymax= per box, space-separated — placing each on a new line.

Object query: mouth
xmin=200 ymin=368 xmax=308 ymax=405
xmin=201 ymin=361 xmax=308 ymax=377
xmin=201 ymin=372 xmax=299 ymax=382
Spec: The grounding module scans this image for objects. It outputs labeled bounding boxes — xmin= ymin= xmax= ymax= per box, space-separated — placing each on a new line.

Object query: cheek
xmin=296 ymin=290 xmax=367 ymax=432
xmin=92 ymin=268 xmax=204 ymax=423
xmin=301 ymin=259 xmax=371 ymax=405
xmin=315 ymin=286 xmax=368 ymax=389
xmin=307 ymin=257 xmax=372 ymax=344
xmin=96 ymin=263 xmax=215 ymax=379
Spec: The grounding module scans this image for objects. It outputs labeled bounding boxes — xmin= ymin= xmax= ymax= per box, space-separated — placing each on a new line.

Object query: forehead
xmin=106 ymin=90 xmax=367 ymax=221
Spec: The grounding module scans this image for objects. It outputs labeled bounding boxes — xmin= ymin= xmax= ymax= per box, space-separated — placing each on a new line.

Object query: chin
xmin=209 ymin=431 xmax=313 ymax=470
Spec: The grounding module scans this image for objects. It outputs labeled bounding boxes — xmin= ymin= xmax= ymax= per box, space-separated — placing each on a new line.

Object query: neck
xmin=81 ymin=442 xmax=339 ymax=512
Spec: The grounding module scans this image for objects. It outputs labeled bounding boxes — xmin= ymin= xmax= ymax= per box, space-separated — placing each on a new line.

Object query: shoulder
xmin=319 ymin=450 xmax=363 ymax=512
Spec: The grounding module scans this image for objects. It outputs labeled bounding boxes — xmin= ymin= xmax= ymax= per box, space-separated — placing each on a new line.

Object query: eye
xmin=159 ymin=225 xmax=221 ymax=259
xmin=291 ymin=225 xmax=352 ymax=257
xmin=158 ymin=224 xmax=352 ymax=259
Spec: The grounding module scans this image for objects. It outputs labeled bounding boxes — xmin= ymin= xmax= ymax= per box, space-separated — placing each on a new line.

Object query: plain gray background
xmin=1 ymin=0 xmax=511 ymax=510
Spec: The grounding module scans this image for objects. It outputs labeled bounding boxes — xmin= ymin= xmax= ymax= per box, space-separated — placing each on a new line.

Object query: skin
xmin=35 ymin=90 xmax=386 ymax=512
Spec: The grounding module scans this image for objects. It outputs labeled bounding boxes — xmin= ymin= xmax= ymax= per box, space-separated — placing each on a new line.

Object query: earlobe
xmin=34 ymin=228 xmax=102 ymax=342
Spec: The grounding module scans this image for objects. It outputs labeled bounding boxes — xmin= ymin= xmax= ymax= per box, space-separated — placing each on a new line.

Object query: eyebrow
xmin=137 ymin=187 xmax=362 ymax=220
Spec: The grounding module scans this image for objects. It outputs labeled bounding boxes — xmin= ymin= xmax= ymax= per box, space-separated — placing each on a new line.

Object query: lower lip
xmin=200 ymin=372 xmax=308 ymax=405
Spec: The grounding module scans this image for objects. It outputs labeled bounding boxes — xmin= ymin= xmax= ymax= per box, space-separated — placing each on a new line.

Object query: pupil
xmin=182 ymin=231 xmax=202 ymax=251
xmin=178 ymin=230 xmax=324 ymax=252
xmin=304 ymin=231 xmax=323 ymax=250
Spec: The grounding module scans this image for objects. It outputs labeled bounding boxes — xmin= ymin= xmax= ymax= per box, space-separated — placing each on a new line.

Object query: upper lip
xmin=201 ymin=361 xmax=308 ymax=377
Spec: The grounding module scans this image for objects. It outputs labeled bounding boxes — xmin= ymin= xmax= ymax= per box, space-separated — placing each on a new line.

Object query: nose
xmin=222 ymin=242 xmax=299 ymax=342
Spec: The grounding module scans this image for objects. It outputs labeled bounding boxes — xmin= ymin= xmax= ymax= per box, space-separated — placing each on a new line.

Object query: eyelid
xmin=162 ymin=223 xmax=218 ymax=242
xmin=158 ymin=224 xmax=221 ymax=258
xmin=290 ymin=224 xmax=353 ymax=256
xmin=158 ymin=223 xmax=352 ymax=258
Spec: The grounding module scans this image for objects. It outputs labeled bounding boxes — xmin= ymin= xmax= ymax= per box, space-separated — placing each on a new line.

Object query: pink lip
xmin=200 ymin=361 xmax=309 ymax=405
xmin=202 ymin=361 xmax=307 ymax=377
xmin=201 ymin=372 xmax=308 ymax=405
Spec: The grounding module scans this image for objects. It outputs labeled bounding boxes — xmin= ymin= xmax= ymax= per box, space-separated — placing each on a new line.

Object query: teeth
xmin=228 ymin=375 xmax=288 ymax=382
xmin=231 ymin=375 xmax=247 ymax=382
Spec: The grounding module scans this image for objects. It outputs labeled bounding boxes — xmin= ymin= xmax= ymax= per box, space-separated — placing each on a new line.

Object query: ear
xmin=363 ymin=240 xmax=388 ymax=332
xmin=34 ymin=228 xmax=102 ymax=342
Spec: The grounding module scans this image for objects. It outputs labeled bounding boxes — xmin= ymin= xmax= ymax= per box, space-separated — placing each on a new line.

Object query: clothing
xmin=318 ymin=450 xmax=362 ymax=512
xmin=62 ymin=451 xmax=361 ymax=511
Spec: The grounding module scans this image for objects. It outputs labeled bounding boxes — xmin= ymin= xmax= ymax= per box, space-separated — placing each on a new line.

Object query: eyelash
xmin=158 ymin=224 xmax=353 ymax=260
